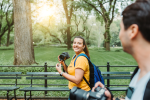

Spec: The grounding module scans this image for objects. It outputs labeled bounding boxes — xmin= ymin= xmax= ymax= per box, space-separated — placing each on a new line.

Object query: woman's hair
xmin=73 ymin=36 xmax=90 ymax=58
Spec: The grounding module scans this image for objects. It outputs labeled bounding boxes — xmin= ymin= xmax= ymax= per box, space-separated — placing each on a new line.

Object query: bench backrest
xmin=0 ymin=72 xmax=22 ymax=86
xmin=26 ymin=72 xmax=132 ymax=87
xmin=101 ymin=71 xmax=132 ymax=87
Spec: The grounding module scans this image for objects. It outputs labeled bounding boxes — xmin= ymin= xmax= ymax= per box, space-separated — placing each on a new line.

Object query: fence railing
xmin=0 ymin=62 xmax=137 ymax=95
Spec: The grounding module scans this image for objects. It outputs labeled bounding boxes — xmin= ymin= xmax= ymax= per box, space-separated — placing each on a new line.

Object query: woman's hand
xmin=56 ymin=63 xmax=62 ymax=73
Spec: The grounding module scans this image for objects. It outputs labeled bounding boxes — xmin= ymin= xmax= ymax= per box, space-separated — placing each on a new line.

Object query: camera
xmin=70 ymin=86 xmax=106 ymax=100
xmin=59 ymin=52 xmax=70 ymax=61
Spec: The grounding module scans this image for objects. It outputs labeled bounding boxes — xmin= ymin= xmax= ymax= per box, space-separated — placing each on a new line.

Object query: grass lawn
xmin=0 ymin=46 xmax=137 ymax=98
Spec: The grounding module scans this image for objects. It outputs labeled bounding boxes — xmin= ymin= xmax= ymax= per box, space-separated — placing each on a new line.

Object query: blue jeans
xmin=68 ymin=90 xmax=91 ymax=100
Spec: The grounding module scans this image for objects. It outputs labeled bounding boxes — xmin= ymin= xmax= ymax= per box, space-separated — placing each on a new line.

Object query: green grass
xmin=0 ymin=46 xmax=137 ymax=66
xmin=0 ymin=46 xmax=137 ymax=98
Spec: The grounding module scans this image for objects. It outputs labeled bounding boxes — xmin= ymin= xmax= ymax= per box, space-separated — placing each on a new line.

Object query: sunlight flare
xmin=38 ymin=5 xmax=55 ymax=18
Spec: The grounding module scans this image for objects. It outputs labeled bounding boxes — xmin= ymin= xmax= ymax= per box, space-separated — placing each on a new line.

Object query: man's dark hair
xmin=122 ymin=0 xmax=150 ymax=42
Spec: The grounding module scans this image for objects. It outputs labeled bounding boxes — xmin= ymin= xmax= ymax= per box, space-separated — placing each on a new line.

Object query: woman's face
xmin=73 ymin=38 xmax=85 ymax=54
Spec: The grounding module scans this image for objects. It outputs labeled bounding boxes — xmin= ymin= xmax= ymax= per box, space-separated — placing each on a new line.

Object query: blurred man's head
xmin=119 ymin=0 xmax=150 ymax=53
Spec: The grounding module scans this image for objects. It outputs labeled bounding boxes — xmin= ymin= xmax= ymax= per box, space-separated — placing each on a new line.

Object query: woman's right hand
xmin=58 ymin=55 xmax=64 ymax=64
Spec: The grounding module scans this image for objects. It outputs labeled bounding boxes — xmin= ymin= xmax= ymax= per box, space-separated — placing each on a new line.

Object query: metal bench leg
xmin=27 ymin=91 xmax=32 ymax=100
xmin=14 ymin=90 xmax=17 ymax=100
xmin=24 ymin=91 xmax=26 ymax=100
xmin=30 ymin=91 xmax=32 ymax=100
xmin=7 ymin=91 xmax=9 ymax=100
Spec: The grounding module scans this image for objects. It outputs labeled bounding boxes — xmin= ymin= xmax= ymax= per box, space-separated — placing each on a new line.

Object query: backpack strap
xmin=74 ymin=53 xmax=90 ymax=67
xmin=83 ymin=76 xmax=91 ymax=88
xmin=72 ymin=55 xmax=76 ymax=60
xmin=74 ymin=53 xmax=92 ymax=89
xmin=131 ymin=66 xmax=139 ymax=80
xmin=143 ymin=78 xmax=150 ymax=100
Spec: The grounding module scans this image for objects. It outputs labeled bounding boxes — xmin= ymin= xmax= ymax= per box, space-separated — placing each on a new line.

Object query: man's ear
xmin=128 ymin=24 xmax=139 ymax=39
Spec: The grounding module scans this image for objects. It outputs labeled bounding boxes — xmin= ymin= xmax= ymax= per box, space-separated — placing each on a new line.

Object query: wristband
xmin=60 ymin=72 xmax=64 ymax=76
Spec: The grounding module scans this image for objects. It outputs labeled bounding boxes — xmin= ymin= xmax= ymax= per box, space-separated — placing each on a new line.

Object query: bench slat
xmin=103 ymin=76 xmax=131 ymax=79
xmin=0 ymin=77 xmax=21 ymax=79
xmin=27 ymin=72 xmax=59 ymax=75
xmin=0 ymin=87 xmax=20 ymax=91
xmin=19 ymin=87 xmax=128 ymax=91
xmin=108 ymin=87 xmax=128 ymax=91
xmin=102 ymin=72 xmax=132 ymax=74
xmin=0 ymin=72 xmax=22 ymax=75
xmin=27 ymin=72 xmax=132 ymax=75
xmin=26 ymin=77 xmax=65 ymax=79
xmin=26 ymin=76 xmax=131 ymax=80
xmin=20 ymin=87 xmax=70 ymax=91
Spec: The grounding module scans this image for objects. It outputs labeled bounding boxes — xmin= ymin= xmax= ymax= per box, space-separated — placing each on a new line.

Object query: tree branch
xmin=62 ymin=0 xmax=68 ymax=20
xmin=97 ymin=0 xmax=107 ymax=22
xmin=83 ymin=0 xmax=103 ymax=16
xmin=38 ymin=23 xmax=62 ymax=43
xmin=69 ymin=0 xmax=74 ymax=19
xmin=6 ymin=3 xmax=12 ymax=25
xmin=108 ymin=0 xmax=113 ymax=13
xmin=110 ymin=0 xmax=117 ymax=23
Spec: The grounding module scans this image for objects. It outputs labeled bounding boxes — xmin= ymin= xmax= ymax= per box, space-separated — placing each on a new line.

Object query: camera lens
xmin=70 ymin=87 xmax=89 ymax=100
xmin=59 ymin=54 xmax=65 ymax=61
xmin=59 ymin=52 xmax=70 ymax=61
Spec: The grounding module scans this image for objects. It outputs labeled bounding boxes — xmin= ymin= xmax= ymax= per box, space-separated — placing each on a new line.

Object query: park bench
xmin=19 ymin=72 xmax=69 ymax=100
xmin=0 ymin=72 xmax=22 ymax=100
xmin=102 ymin=71 xmax=132 ymax=91
xmin=19 ymin=71 xmax=133 ymax=100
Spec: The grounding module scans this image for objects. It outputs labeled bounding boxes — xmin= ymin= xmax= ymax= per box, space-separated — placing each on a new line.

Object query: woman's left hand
xmin=56 ymin=63 xmax=62 ymax=73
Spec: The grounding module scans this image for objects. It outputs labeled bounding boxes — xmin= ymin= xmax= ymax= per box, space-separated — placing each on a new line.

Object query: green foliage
xmin=110 ymin=20 xmax=121 ymax=46
xmin=114 ymin=49 xmax=123 ymax=52
xmin=0 ymin=0 xmax=14 ymax=46
xmin=0 ymin=46 xmax=14 ymax=50
xmin=96 ymin=14 xmax=104 ymax=26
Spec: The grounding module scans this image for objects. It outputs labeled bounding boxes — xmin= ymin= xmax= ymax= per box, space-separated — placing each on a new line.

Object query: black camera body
xmin=59 ymin=52 xmax=70 ymax=61
xmin=70 ymin=86 xmax=106 ymax=100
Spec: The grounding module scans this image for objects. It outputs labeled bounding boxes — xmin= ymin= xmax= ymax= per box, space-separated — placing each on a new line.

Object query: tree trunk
xmin=0 ymin=37 xmax=1 ymax=46
xmin=67 ymin=18 xmax=71 ymax=49
xmin=6 ymin=28 xmax=10 ymax=47
xmin=62 ymin=0 xmax=73 ymax=50
xmin=13 ymin=0 xmax=36 ymax=65
xmin=106 ymin=42 xmax=110 ymax=51
xmin=104 ymin=23 xmax=110 ymax=51
xmin=103 ymin=33 xmax=106 ymax=48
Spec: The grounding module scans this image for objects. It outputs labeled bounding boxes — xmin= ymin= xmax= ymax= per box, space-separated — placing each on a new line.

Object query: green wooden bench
xmin=102 ymin=72 xmax=132 ymax=91
xmin=19 ymin=72 xmax=69 ymax=100
xmin=19 ymin=71 xmax=132 ymax=100
xmin=0 ymin=72 xmax=22 ymax=100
